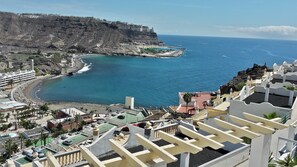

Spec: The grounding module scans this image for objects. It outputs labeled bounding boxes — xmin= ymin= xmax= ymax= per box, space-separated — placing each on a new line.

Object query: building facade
xmin=0 ymin=70 xmax=35 ymax=87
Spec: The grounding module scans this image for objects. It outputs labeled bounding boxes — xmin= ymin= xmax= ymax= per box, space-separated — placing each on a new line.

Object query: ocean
xmin=36 ymin=35 xmax=297 ymax=107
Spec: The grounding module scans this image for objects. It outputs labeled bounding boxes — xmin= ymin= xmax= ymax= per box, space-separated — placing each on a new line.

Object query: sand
xmin=14 ymin=56 xmax=110 ymax=113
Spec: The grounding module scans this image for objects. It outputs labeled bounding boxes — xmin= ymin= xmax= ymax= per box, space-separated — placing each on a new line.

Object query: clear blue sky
xmin=1 ymin=0 xmax=297 ymax=39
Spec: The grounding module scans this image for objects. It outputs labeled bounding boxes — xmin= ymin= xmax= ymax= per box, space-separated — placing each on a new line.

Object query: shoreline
xmin=13 ymin=50 xmax=183 ymax=109
xmin=13 ymin=56 xmax=90 ymax=108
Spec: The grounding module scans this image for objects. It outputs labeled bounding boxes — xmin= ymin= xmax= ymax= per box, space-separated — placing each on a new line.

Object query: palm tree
xmin=42 ymin=134 xmax=49 ymax=146
xmin=33 ymin=139 xmax=39 ymax=147
xmin=275 ymin=154 xmax=297 ymax=167
xmin=25 ymin=139 xmax=32 ymax=147
xmin=75 ymin=114 xmax=81 ymax=129
xmin=4 ymin=140 xmax=13 ymax=157
xmin=0 ymin=113 xmax=4 ymax=122
xmin=31 ymin=108 xmax=36 ymax=117
xmin=11 ymin=142 xmax=18 ymax=154
xmin=5 ymin=113 xmax=10 ymax=122
xmin=183 ymin=93 xmax=193 ymax=114
xmin=40 ymin=129 xmax=44 ymax=146
xmin=16 ymin=110 xmax=19 ymax=124
xmin=40 ymin=104 xmax=49 ymax=118
xmin=18 ymin=133 xmax=25 ymax=150
xmin=8 ymin=79 xmax=13 ymax=89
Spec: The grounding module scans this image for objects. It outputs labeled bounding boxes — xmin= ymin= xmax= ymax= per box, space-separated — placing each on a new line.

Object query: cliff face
xmin=220 ymin=64 xmax=268 ymax=94
xmin=0 ymin=12 xmax=161 ymax=53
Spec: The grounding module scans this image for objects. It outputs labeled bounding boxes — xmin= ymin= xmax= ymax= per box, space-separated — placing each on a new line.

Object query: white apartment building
xmin=0 ymin=59 xmax=35 ymax=87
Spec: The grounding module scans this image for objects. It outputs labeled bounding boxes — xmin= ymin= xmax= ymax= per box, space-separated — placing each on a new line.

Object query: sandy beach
xmin=13 ymin=55 xmax=109 ymax=112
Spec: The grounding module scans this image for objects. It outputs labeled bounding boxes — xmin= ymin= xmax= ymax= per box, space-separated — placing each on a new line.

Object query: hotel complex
xmin=3 ymin=60 xmax=297 ymax=167
xmin=0 ymin=60 xmax=35 ymax=88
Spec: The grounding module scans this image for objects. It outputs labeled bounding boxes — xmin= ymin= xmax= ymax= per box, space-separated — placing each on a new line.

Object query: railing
xmin=282 ymin=111 xmax=292 ymax=124
xmin=199 ymin=144 xmax=250 ymax=167
xmin=277 ymin=137 xmax=297 ymax=159
xmin=153 ymin=123 xmax=179 ymax=139
xmin=39 ymin=149 xmax=83 ymax=167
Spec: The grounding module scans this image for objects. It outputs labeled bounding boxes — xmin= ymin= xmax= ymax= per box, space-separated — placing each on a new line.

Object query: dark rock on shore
xmin=220 ymin=64 xmax=269 ymax=94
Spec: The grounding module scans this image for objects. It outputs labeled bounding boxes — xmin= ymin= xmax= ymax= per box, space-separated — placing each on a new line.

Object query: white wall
xmin=273 ymin=73 xmax=283 ymax=80
xmin=125 ymin=96 xmax=134 ymax=109
xmin=229 ymin=100 xmax=291 ymax=119
xmin=273 ymin=73 xmax=297 ymax=81
xmin=254 ymin=86 xmax=297 ymax=97
xmin=286 ymin=74 xmax=297 ymax=81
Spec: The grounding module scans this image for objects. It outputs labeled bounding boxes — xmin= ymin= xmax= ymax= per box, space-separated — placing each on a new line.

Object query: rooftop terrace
xmin=243 ymin=92 xmax=295 ymax=108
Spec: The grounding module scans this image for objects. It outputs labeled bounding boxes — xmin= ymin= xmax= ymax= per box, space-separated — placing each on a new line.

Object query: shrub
xmin=234 ymin=82 xmax=245 ymax=91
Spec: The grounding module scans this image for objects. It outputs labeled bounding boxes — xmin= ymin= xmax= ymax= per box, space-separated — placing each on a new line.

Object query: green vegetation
xmin=264 ymin=112 xmax=279 ymax=120
xmin=31 ymin=137 xmax=53 ymax=147
xmin=141 ymin=47 xmax=174 ymax=54
xmin=284 ymin=85 xmax=297 ymax=91
xmin=234 ymin=82 xmax=245 ymax=91
xmin=0 ymin=123 xmax=12 ymax=131
xmin=25 ymin=139 xmax=32 ymax=147
xmin=19 ymin=133 xmax=25 ymax=150
xmin=51 ymin=127 xmax=67 ymax=138
xmin=40 ymin=130 xmax=49 ymax=146
xmin=241 ymin=136 xmax=251 ymax=144
xmin=8 ymin=79 xmax=13 ymax=89
xmin=20 ymin=119 xmax=37 ymax=129
xmin=4 ymin=140 xmax=18 ymax=158
xmin=275 ymin=154 xmax=297 ymax=167
xmin=33 ymin=138 xmax=39 ymax=147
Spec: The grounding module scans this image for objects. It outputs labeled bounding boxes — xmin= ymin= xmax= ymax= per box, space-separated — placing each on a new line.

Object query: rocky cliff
xmin=220 ymin=64 xmax=269 ymax=94
xmin=0 ymin=12 xmax=161 ymax=54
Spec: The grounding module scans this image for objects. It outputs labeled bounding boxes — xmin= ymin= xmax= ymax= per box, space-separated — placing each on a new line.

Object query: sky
xmin=0 ymin=0 xmax=297 ymax=40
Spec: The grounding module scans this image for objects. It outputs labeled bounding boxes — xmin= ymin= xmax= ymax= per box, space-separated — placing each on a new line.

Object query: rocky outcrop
xmin=0 ymin=12 xmax=161 ymax=54
xmin=220 ymin=64 xmax=269 ymax=94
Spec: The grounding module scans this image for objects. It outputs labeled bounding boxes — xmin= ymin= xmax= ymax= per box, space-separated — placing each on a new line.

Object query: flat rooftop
xmin=0 ymin=99 xmax=26 ymax=110
xmin=243 ymin=92 xmax=295 ymax=108
xmin=23 ymin=127 xmax=49 ymax=138
xmin=60 ymin=108 xmax=85 ymax=117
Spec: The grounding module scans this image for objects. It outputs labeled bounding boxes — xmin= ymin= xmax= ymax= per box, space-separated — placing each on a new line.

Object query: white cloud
xmin=218 ymin=25 xmax=297 ymax=39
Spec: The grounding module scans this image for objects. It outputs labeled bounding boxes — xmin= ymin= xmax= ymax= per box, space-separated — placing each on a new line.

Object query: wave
xmin=221 ymin=55 xmax=230 ymax=58
xmin=262 ymin=49 xmax=278 ymax=57
xmin=77 ymin=63 xmax=92 ymax=74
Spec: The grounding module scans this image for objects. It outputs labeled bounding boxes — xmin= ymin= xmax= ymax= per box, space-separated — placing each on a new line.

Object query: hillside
xmin=0 ymin=12 xmax=162 ymax=55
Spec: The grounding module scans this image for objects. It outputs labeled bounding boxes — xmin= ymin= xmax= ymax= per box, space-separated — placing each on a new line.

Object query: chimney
xmin=288 ymin=90 xmax=294 ymax=106
xmin=264 ymin=83 xmax=270 ymax=102
xmin=93 ymin=126 xmax=100 ymax=140
xmin=217 ymin=89 xmax=221 ymax=99
xmin=246 ymin=76 xmax=251 ymax=96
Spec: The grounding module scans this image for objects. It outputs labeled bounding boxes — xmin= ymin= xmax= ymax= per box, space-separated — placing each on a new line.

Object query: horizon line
xmin=158 ymin=34 xmax=297 ymax=42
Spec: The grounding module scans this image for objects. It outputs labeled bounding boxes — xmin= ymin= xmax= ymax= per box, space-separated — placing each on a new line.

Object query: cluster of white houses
xmin=5 ymin=60 xmax=297 ymax=167
xmin=0 ymin=60 xmax=35 ymax=88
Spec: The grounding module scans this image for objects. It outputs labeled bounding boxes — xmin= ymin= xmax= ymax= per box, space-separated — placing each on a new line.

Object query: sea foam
xmin=77 ymin=63 xmax=92 ymax=74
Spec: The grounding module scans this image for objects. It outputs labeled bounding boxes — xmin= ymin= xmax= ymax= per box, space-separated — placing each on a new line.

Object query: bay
xmin=36 ymin=35 xmax=297 ymax=107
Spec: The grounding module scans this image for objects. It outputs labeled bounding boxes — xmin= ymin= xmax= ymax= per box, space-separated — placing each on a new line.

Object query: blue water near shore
xmin=36 ymin=35 xmax=297 ymax=107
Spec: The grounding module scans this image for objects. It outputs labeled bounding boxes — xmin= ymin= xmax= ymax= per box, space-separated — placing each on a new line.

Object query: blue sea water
xmin=36 ymin=35 xmax=297 ymax=107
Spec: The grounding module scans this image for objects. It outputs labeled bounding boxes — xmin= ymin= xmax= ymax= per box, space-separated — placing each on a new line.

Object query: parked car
xmin=22 ymin=149 xmax=33 ymax=156
xmin=25 ymin=154 xmax=36 ymax=161
xmin=38 ymin=152 xmax=45 ymax=158
xmin=32 ymin=147 xmax=42 ymax=153
xmin=61 ymin=135 xmax=68 ymax=140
